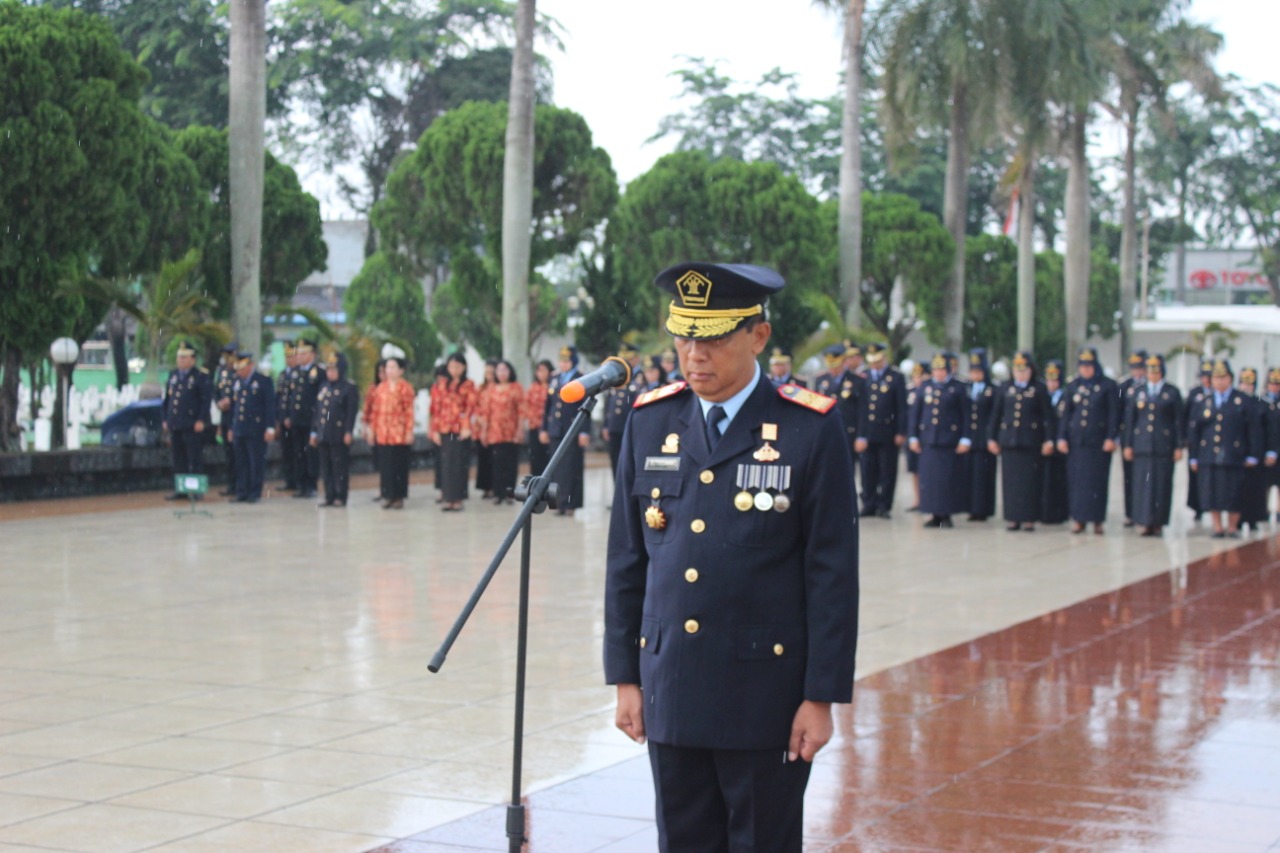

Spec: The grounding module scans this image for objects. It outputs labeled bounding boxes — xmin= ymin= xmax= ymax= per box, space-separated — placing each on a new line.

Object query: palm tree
xmin=881 ymin=0 xmax=1001 ymax=350
xmin=501 ymin=0 xmax=536 ymax=380
xmin=1100 ymin=0 xmax=1221 ymax=354
xmin=229 ymin=0 xmax=266 ymax=354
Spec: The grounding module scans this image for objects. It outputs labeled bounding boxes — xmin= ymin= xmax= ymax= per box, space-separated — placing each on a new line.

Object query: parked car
xmin=99 ymin=399 xmax=163 ymax=448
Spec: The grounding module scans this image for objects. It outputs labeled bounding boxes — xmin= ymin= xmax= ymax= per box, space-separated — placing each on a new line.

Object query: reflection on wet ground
xmin=391 ymin=538 xmax=1280 ymax=852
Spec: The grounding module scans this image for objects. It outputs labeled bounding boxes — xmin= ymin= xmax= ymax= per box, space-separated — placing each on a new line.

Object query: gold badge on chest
xmin=644 ymin=505 xmax=667 ymax=530
xmin=661 ymin=433 xmax=680 ymax=454
xmin=753 ymin=423 xmax=780 ymax=462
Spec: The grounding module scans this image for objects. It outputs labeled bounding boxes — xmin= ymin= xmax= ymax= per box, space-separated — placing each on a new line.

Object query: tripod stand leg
xmin=507 ymin=513 xmax=533 ymax=852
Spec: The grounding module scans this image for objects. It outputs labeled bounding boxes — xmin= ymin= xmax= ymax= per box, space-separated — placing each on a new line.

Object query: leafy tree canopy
xmin=373 ymin=100 xmax=617 ymax=356
xmin=174 ymin=125 xmax=328 ymax=318
xmin=343 ymin=251 xmax=441 ymax=370
xmin=598 ymin=151 xmax=833 ymax=354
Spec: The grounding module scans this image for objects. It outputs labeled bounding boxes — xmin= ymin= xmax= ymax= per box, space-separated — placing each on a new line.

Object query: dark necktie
xmin=706 ymin=405 xmax=727 ymax=450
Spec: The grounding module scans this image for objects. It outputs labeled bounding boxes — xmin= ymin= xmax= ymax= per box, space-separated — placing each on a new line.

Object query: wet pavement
xmin=0 ymin=456 xmax=1277 ymax=851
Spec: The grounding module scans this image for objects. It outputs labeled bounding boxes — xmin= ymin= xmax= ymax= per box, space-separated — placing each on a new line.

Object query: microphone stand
xmin=429 ymin=394 xmax=600 ymax=853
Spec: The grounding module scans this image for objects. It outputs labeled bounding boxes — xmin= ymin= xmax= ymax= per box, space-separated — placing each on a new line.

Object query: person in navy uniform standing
xmin=288 ymin=338 xmax=323 ymax=499
xmin=213 ymin=342 xmax=239 ymax=495
xmin=1187 ymin=359 xmax=1264 ymax=538
xmin=1184 ymin=358 xmax=1213 ymax=522
xmin=311 ymin=352 xmax=359 ymax=508
xmin=908 ymin=353 xmax=971 ymax=528
xmin=1057 ymin=347 xmax=1120 ymax=534
xmin=277 ymin=341 xmax=298 ymax=490
xmin=813 ymin=344 xmax=845 ymax=398
xmin=1040 ymin=359 xmax=1070 ymax=524
xmin=834 ymin=344 xmax=866 ymax=497
xmin=1261 ymin=368 xmax=1280 ymax=523
xmin=1116 ymin=350 xmax=1148 ymax=527
xmin=988 ymin=352 xmax=1054 ymax=531
xmin=856 ymin=342 xmax=906 ymax=518
xmin=1121 ymin=354 xmax=1183 ymax=536
xmin=603 ymin=342 xmax=646 ymax=477
xmin=541 ymin=345 xmax=590 ymax=516
xmin=961 ymin=348 xmax=997 ymax=522
xmin=605 ymin=261 xmax=858 ymax=853
xmin=162 ymin=340 xmax=213 ymax=500
xmin=768 ymin=347 xmax=806 ymax=388
xmin=1234 ymin=367 xmax=1271 ymax=532
xmin=228 ymin=351 xmax=277 ymax=503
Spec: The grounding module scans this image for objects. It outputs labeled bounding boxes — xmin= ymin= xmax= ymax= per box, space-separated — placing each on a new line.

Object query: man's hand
xmin=788 ymin=700 xmax=833 ymax=762
xmin=894 ymin=434 xmax=905 ymax=447
xmin=1123 ymin=447 xmax=1134 ymax=462
xmin=284 ymin=418 xmax=292 ymax=430
xmin=194 ymin=422 xmax=205 ymax=434
xmin=602 ymin=428 xmax=610 ymax=442
xmin=1041 ymin=441 xmax=1054 ymax=457
xmin=615 ymin=684 xmax=646 ymax=745
xmin=217 ymin=398 xmax=230 ymax=412
xmin=1102 ymin=439 xmax=1116 ymax=453
xmin=344 ymin=433 xmax=352 ymax=447
xmin=265 ymin=428 xmax=276 ymax=443
xmin=1057 ymin=439 xmax=1070 ymax=454
xmin=955 ymin=442 xmax=970 ymax=455
xmin=987 ymin=440 xmax=1000 ymax=456
xmin=908 ymin=438 xmax=920 ymax=453
xmin=578 ymin=433 xmax=590 ymax=448
xmin=1173 ymin=448 xmax=1183 ymax=462
xmin=309 ymin=436 xmax=318 ymax=448
xmin=854 ymin=438 xmax=868 ymax=454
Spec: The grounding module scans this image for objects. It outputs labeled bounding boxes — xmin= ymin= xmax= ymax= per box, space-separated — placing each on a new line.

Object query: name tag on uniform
xmin=645 ymin=457 xmax=680 ymax=472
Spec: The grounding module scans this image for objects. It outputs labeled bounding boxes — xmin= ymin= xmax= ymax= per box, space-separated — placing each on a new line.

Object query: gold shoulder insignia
xmin=634 ymin=381 xmax=690 ymax=408
xmin=198 ymin=366 xmax=210 ymax=374
xmin=778 ymin=383 xmax=836 ymax=414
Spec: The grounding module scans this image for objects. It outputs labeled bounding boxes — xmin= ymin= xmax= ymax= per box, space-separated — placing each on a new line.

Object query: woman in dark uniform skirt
xmin=1184 ymin=360 xmax=1213 ymax=521
xmin=1058 ymin=348 xmax=1120 ymax=534
xmin=988 ymin=352 xmax=1053 ymax=531
xmin=1236 ymin=368 xmax=1270 ymax=531
xmin=541 ymin=346 xmax=589 ymax=516
xmin=964 ymin=349 xmax=997 ymax=521
xmin=1039 ymin=360 xmax=1070 ymax=524
xmin=1122 ymin=355 xmax=1184 ymax=535
xmin=908 ymin=353 xmax=969 ymax=528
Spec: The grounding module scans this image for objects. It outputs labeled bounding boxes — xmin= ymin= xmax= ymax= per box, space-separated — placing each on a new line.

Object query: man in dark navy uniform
xmin=311 ymin=351 xmax=359 ymax=507
xmin=856 ymin=342 xmax=906 ymax=518
xmin=813 ymin=344 xmax=845 ymax=398
xmin=767 ymin=347 xmax=806 ymax=387
xmin=277 ymin=341 xmax=298 ymax=490
xmin=988 ymin=351 xmax=1054 ymax=531
xmin=908 ymin=353 xmax=970 ymax=528
xmin=602 ymin=342 xmax=646 ymax=477
xmin=1116 ymin=349 xmax=1148 ymax=527
xmin=834 ymin=343 xmax=866 ymax=496
xmin=162 ymin=341 xmax=213 ymax=500
xmin=229 ymin=351 xmax=277 ymax=503
xmin=289 ymin=338 xmax=323 ymax=498
xmin=213 ymin=342 xmax=239 ymax=495
xmin=605 ymin=261 xmax=858 ymax=853
xmin=1187 ymin=359 xmax=1263 ymax=538
xmin=540 ymin=345 xmax=590 ymax=515
xmin=1057 ymin=347 xmax=1120 ymax=534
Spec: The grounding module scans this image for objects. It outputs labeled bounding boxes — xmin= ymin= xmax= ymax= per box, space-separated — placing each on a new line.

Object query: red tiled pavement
xmin=369 ymin=537 xmax=1280 ymax=852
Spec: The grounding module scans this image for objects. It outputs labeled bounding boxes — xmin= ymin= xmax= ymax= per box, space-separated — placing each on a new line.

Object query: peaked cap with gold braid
xmin=655 ymin=262 xmax=784 ymax=340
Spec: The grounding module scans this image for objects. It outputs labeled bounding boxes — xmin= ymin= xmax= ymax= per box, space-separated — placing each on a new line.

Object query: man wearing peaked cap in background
xmin=1058 ymin=347 xmax=1120 ymax=534
xmin=228 ymin=351 xmax=276 ymax=503
xmin=541 ymin=345 xmax=590 ymax=516
xmin=1262 ymin=368 xmax=1280 ymax=522
xmin=605 ymin=261 xmax=858 ymax=853
xmin=312 ymin=351 xmax=359 ymax=508
xmin=1234 ymin=367 xmax=1271 ymax=532
xmin=277 ymin=341 xmax=299 ymax=491
xmin=767 ymin=347 xmax=806 ymax=388
xmin=1041 ymin=359 xmax=1070 ymax=524
xmin=813 ymin=344 xmax=845 ymax=398
xmin=1185 ymin=358 xmax=1214 ymax=522
xmin=213 ymin=342 xmax=239 ymax=495
xmin=988 ymin=351 xmax=1054 ymax=532
xmin=1120 ymin=354 xmax=1183 ymax=537
xmin=856 ymin=342 xmax=906 ymax=519
xmin=603 ymin=342 xmax=647 ymax=478
xmin=290 ymin=338 xmax=323 ymax=499
xmin=961 ymin=348 xmax=997 ymax=522
xmin=162 ymin=341 xmax=213 ymax=500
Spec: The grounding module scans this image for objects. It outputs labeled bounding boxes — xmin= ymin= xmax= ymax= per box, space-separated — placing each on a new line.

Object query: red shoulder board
xmin=634 ymin=381 xmax=689 ymax=408
xmin=778 ymin=383 xmax=836 ymax=414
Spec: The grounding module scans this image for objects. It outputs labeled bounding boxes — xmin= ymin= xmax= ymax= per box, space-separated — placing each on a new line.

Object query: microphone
xmin=560 ymin=357 xmax=632 ymax=403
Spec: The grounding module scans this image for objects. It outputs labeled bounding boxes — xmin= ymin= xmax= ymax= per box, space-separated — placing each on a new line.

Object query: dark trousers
xmin=280 ymin=426 xmax=298 ymax=487
xmin=527 ymin=428 xmax=549 ymax=476
xmin=608 ymin=430 xmax=625 ymax=478
xmin=380 ymin=444 xmax=411 ymax=501
xmin=859 ymin=441 xmax=899 ymax=514
xmin=320 ymin=441 xmax=350 ymax=503
xmin=1122 ymin=457 xmax=1135 ymax=521
xmin=476 ymin=439 xmax=493 ymax=493
xmin=648 ymin=741 xmax=811 ymax=853
xmin=170 ymin=427 xmax=204 ymax=476
xmin=219 ymin=423 xmax=235 ymax=488
xmin=294 ymin=424 xmax=318 ymax=492
xmin=233 ymin=435 xmax=266 ymax=500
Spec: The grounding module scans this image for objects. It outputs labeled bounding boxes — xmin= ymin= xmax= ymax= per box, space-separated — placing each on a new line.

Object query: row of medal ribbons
xmin=735 ymin=463 xmax=792 ymax=512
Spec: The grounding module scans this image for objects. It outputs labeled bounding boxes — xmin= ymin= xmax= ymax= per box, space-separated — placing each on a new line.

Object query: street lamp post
xmin=49 ymin=337 xmax=80 ymax=449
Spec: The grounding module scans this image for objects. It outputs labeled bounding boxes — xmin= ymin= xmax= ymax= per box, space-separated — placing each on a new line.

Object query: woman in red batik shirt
xmin=480 ymin=360 xmax=524 ymax=504
xmin=369 ymin=357 xmax=415 ymax=509
xmin=430 ymin=351 xmax=478 ymax=512
xmin=524 ymin=359 xmax=553 ymax=476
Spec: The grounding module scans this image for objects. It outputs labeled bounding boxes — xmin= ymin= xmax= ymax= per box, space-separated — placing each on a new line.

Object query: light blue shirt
xmin=696 ymin=363 xmax=762 ymax=439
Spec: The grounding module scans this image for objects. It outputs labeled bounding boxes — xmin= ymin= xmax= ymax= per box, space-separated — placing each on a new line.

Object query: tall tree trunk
xmin=0 ymin=342 xmax=20 ymax=452
xmin=942 ymin=82 xmax=971 ymax=351
xmin=1064 ymin=109 xmax=1091 ymax=361
xmin=838 ymin=0 xmax=866 ymax=330
xmin=1016 ymin=152 xmax=1037 ymax=353
xmin=502 ymin=0 xmax=536 ymax=379
xmin=1174 ymin=175 xmax=1189 ymax=304
xmin=229 ymin=0 xmax=266 ymax=356
xmin=107 ymin=305 xmax=128 ymax=389
xmin=1117 ymin=101 xmax=1139 ymax=359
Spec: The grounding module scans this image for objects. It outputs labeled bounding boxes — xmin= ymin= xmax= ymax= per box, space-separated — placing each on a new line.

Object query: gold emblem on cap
xmin=734 ymin=491 xmax=754 ymax=511
xmin=675 ymin=270 xmax=713 ymax=307
xmin=645 ymin=505 xmax=667 ymax=530
xmin=661 ymin=433 xmax=680 ymax=453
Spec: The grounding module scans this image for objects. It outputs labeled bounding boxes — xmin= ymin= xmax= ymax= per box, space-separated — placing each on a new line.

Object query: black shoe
xmin=923 ymin=516 xmax=942 ymax=528
xmin=318 ymin=500 xmax=334 ymax=508
xmin=939 ymin=516 xmax=954 ymax=529
xmin=1123 ymin=520 xmax=1135 ymax=528
xmin=164 ymin=493 xmax=184 ymax=501
xmin=970 ymin=515 xmax=988 ymax=522
xmin=876 ymin=510 xmax=892 ymax=520
xmin=219 ymin=488 xmax=235 ymax=496
xmin=1211 ymin=531 xmax=1226 ymax=539
xmin=1006 ymin=522 xmax=1021 ymax=532
xmin=1023 ymin=524 xmax=1036 ymax=532
xmin=293 ymin=490 xmax=316 ymax=498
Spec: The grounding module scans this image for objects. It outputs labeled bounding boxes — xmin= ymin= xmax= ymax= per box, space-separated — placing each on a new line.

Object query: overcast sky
xmin=305 ymin=0 xmax=1277 ymax=217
